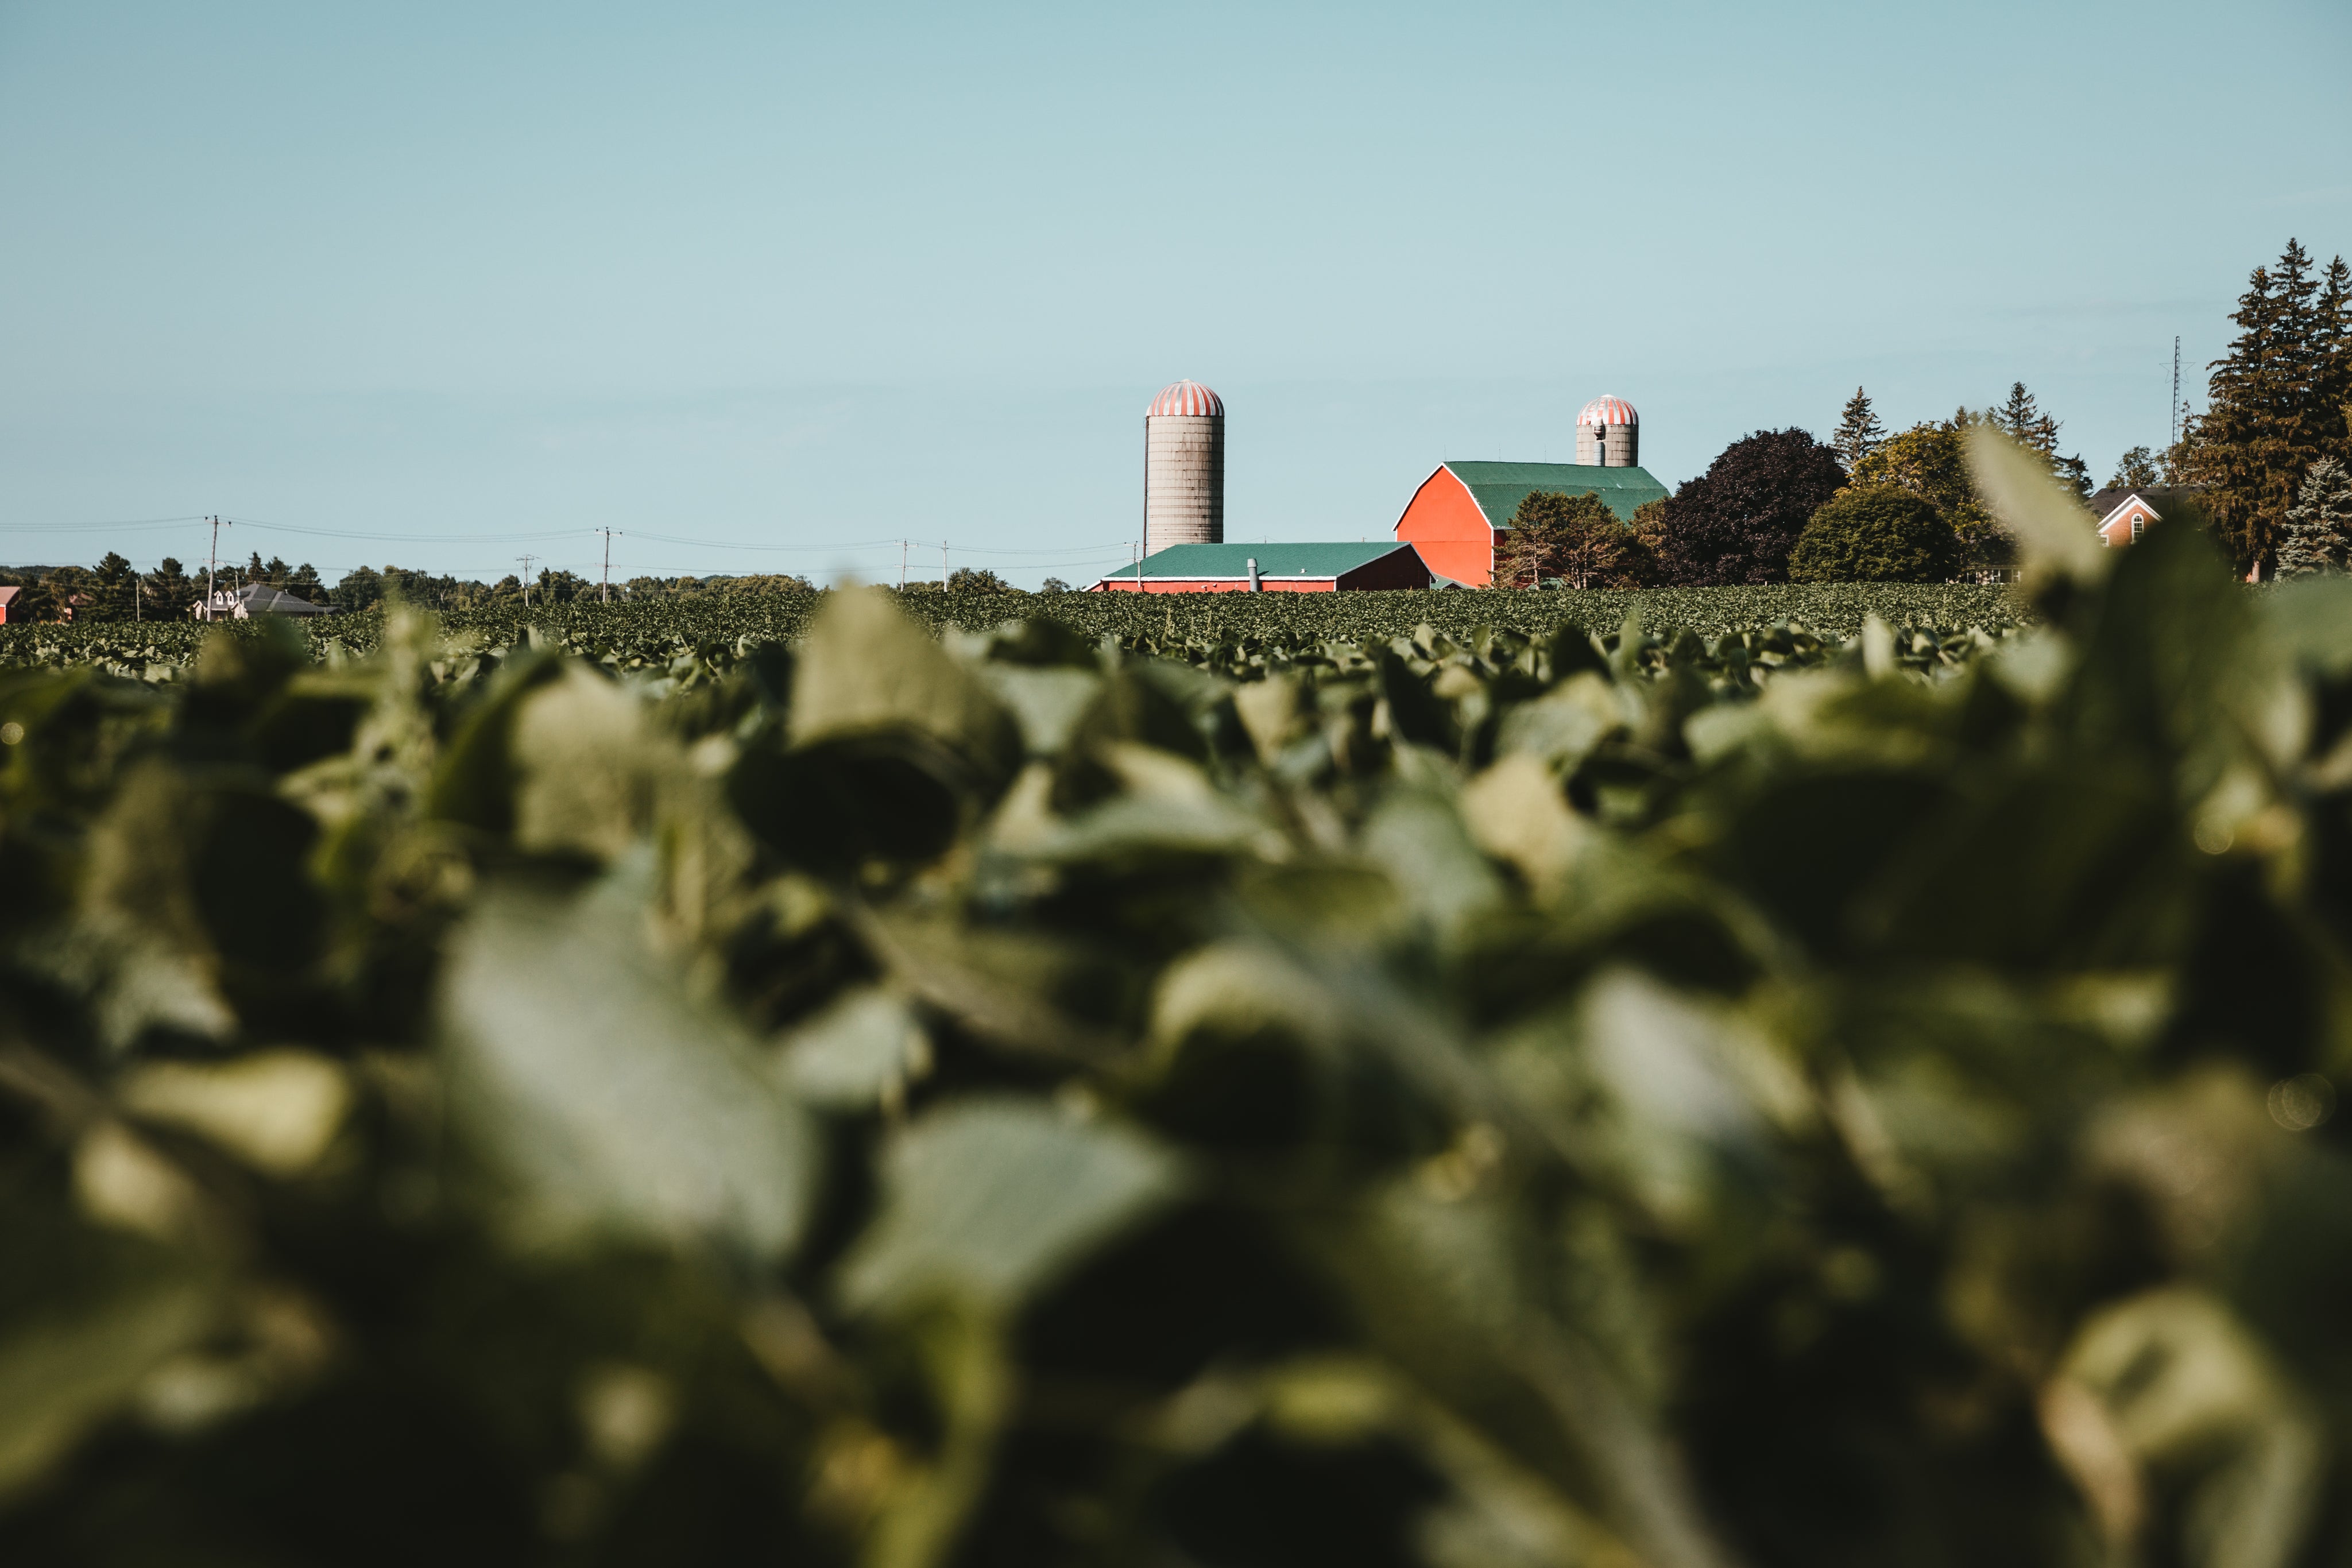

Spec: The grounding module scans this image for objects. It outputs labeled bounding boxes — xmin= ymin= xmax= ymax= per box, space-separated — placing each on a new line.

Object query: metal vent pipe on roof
xmin=1247 ymin=557 xmax=1260 ymax=591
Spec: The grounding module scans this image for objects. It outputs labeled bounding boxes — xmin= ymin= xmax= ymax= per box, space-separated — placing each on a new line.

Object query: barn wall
xmin=1392 ymin=468 xmax=1494 ymax=586
xmin=1335 ymin=548 xmax=1433 ymax=591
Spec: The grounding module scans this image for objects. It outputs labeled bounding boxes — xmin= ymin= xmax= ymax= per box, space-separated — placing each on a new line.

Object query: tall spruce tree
xmin=2191 ymin=239 xmax=2347 ymax=573
xmin=1832 ymin=388 xmax=1885 ymax=471
xmin=2320 ymin=255 xmax=2352 ymax=456
xmin=2278 ymin=457 xmax=2352 ymax=578
xmin=1991 ymin=381 xmax=2091 ymax=496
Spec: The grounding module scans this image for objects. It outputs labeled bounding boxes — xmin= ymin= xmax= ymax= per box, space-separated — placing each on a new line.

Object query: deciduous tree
xmin=1852 ymin=424 xmax=2009 ymax=569
xmin=2110 ymin=447 xmax=2161 ymax=488
xmin=1788 ymin=486 xmax=1961 ymax=582
xmin=1496 ymin=491 xmax=1635 ymax=589
xmin=1653 ymin=429 xmax=1848 ymax=585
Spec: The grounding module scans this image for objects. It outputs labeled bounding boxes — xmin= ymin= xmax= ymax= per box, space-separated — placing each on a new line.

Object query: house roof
xmin=1442 ymin=461 xmax=1668 ymax=526
xmin=227 ymin=582 xmax=334 ymax=615
xmin=1104 ymin=541 xmax=1421 ymax=580
xmin=2086 ymin=485 xmax=2202 ymax=525
xmin=0 ymin=586 xmax=18 ymax=607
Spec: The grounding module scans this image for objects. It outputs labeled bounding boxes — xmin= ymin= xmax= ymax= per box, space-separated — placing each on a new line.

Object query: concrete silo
xmin=1575 ymin=395 xmax=1639 ymax=468
xmin=1145 ymin=381 xmax=1224 ymax=548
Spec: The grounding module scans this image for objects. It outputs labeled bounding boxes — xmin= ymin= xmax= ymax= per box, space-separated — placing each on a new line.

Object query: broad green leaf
xmin=438 ymin=862 xmax=816 ymax=1260
xmin=840 ymin=1100 xmax=1183 ymax=1317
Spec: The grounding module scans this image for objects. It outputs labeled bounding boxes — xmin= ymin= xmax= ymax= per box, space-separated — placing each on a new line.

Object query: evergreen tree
xmin=144 ymin=557 xmax=196 ymax=619
xmin=2189 ymin=239 xmax=2349 ymax=573
xmin=1832 ymin=388 xmax=1885 ymax=472
xmin=285 ymin=562 xmax=323 ymax=600
xmin=2320 ymin=255 xmax=2352 ymax=456
xmin=2110 ymin=447 xmax=2161 ymax=489
xmin=2278 ymin=457 xmax=2352 ymax=578
xmin=89 ymin=552 xmax=137 ymax=622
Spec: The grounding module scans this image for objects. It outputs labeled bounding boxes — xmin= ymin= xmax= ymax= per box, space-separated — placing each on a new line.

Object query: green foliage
xmin=2110 ymin=445 xmax=2161 ymax=489
xmin=0 ymin=584 xmax=2033 ymax=684
xmin=2277 ymin=456 xmax=2352 ymax=578
xmin=1 ymin=448 xmax=2350 ymax=1565
xmin=1788 ymin=484 xmax=1963 ymax=583
xmin=1498 ymin=491 xmax=1642 ymax=590
xmin=1831 ymin=385 xmax=1885 ymax=471
xmin=2187 ymin=239 xmax=2352 ymax=573
xmin=1851 ymin=423 xmax=2011 ymax=568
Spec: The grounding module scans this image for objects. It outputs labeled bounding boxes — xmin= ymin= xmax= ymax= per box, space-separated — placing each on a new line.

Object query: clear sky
xmin=3 ymin=0 xmax=2347 ymax=588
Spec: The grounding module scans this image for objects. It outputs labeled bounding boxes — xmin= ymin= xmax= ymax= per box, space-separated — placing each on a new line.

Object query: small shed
xmin=1091 ymin=542 xmax=1431 ymax=593
xmin=0 ymin=586 xmax=18 ymax=625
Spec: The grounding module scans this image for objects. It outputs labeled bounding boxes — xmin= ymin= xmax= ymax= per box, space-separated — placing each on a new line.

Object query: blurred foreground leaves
xmin=4 ymin=470 xmax=2352 ymax=1566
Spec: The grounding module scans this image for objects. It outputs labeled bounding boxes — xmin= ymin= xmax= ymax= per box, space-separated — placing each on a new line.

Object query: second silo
xmin=1574 ymin=395 xmax=1640 ymax=467
xmin=1146 ymin=380 xmax=1224 ymax=547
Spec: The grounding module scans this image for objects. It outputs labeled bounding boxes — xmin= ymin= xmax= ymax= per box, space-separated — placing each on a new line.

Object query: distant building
xmin=1092 ymin=541 xmax=1432 ymax=594
xmin=1394 ymin=460 xmax=1666 ymax=587
xmin=202 ymin=582 xmax=335 ymax=618
xmin=2084 ymin=486 xmax=2198 ymax=549
xmin=0 ymin=586 xmax=17 ymax=625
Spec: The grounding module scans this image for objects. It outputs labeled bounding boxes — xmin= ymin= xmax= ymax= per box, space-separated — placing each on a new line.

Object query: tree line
xmin=0 ymin=553 xmax=848 ymax=622
xmin=1495 ymin=382 xmax=2090 ymax=589
xmin=1500 ymin=237 xmax=2352 ymax=590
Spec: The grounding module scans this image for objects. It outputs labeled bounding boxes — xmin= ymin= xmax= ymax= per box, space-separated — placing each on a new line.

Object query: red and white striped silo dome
xmin=1577 ymin=395 xmax=1639 ymax=428
xmin=1148 ymin=381 xmax=1224 ymax=418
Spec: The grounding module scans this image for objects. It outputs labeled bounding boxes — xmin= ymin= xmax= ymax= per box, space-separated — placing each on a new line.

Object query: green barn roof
xmin=1445 ymin=461 xmax=1667 ymax=526
xmin=1113 ymin=542 xmax=1419 ymax=579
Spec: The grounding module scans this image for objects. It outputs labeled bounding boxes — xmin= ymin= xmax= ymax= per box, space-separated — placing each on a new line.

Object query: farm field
xmin=4 ymin=507 xmax=2350 ymax=1565
xmin=0 ymin=581 xmax=2030 ymax=679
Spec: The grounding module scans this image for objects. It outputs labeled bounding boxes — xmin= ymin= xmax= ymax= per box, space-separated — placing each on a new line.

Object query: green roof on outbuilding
xmin=1115 ymin=542 xmax=1420 ymax=579
xmin=1446 ymin=461 xmax=1667 ymax=526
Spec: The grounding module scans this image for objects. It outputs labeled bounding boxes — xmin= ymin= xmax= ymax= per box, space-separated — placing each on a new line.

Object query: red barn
xmin=0 ymin=586 xmax=17 ymax=624
xmin=1091 ymin=542 xmax=1431 ymax=593
xmin=1393 ymin=460 xmax=1667 ymax=586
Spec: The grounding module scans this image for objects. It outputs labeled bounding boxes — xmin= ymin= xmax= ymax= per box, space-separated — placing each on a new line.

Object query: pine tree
xmin=1832 ymin=388 xmax=1885 ymax=472
xmin=145 ymin=557 xmax=195 ymax=619
xmin=90 ymin=552 xmax=137 ymax=623
xmin=2319 ymin=255 xmax=2352 ymax=459
xmin=2190 ymin=240 xmax=2343 ymax=573
xmin=2278 ymin=457 xmax=2352 ymax=578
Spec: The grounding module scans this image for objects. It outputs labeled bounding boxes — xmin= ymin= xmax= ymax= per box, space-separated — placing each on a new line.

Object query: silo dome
xmin=1145 ymin=380 xmax=1225 ymax=547
xmin=1149 ymin=380 xmax=1224 ymax=418
xmin=1575 ymin=394 xmax=1641 ymax=468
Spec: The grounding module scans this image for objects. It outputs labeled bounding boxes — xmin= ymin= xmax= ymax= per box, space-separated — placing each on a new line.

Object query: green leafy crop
xmin=1 ymin=454 xmax=2345 ymax=1566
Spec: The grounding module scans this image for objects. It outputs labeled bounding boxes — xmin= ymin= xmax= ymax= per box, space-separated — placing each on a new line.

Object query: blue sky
xmin=3 ymin=1 xmax=2347 ymax=588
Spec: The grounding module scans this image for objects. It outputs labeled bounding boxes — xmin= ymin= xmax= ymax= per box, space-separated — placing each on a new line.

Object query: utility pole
xmin=597 ymin=529 xmax=619 ymax=603
xmin=900 ymin=539 xmax=907 ymax=592
xmin=941 ymin=540 xmax=948 ymax=591
xmin=204 ymin=516 xmax=227 ymax=621
xmin=517 ymin=553 xmax=537 ymax=607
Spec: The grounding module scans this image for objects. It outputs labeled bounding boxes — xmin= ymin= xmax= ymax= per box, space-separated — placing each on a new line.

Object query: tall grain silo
xmin=1575 ymin=395 xmax=1639 ymax=467
xmin=1145 ymin=380 xmax=1224 ymax=547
